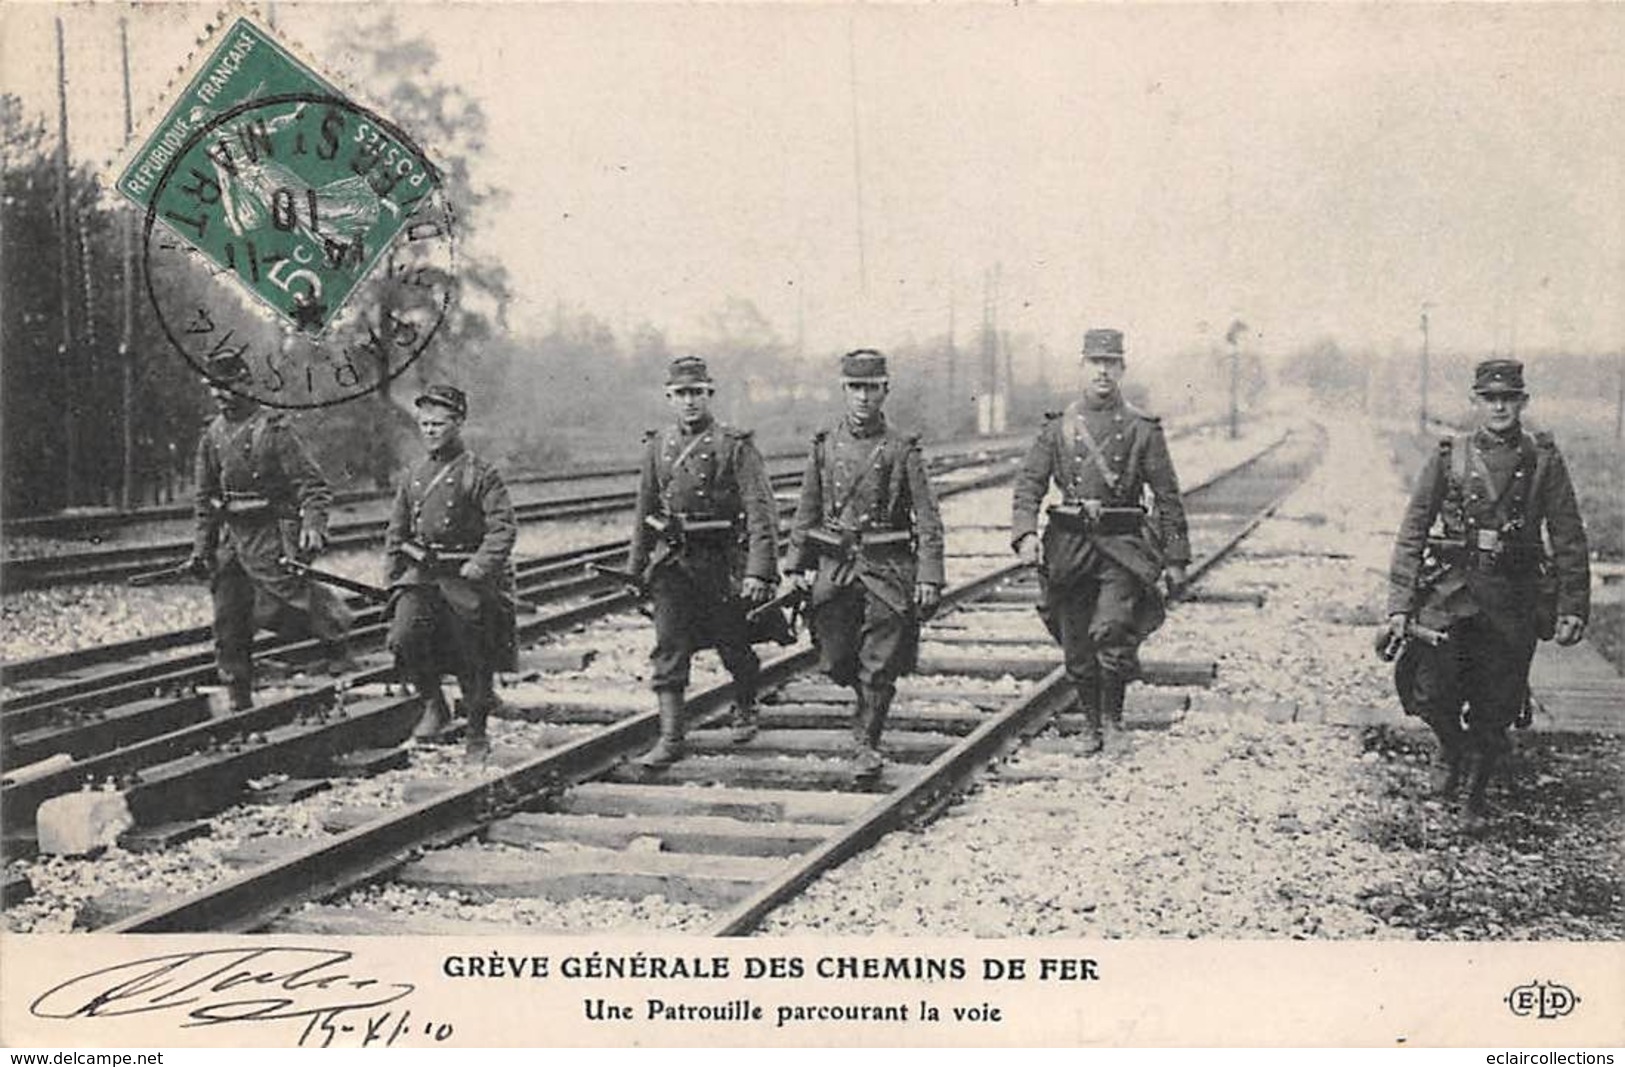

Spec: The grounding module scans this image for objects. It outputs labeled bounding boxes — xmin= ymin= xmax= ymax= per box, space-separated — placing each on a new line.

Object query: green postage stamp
xmin=119 ymin=15 xmax=456 ymax=407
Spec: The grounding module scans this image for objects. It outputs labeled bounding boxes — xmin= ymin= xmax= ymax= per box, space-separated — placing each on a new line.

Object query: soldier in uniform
xmin=628 ymin=356 xmax=778 ymax=768
xmin=1386 ymin=358 xmax=1589 ymax=820
xmin=385 ymin=384 xmax=519 ymax=758
xmin=1010 ymin=328 xmax=1190 ymax=753
xmin=186 ymin=353 xmax=355 ymax=711
xmin=789 ymin=349 xmax=945 ymax=780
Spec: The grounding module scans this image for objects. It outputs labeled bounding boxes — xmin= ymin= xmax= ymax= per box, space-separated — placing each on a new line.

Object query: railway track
xmin=66 ymin=418 xmax=1320 ymax=935
xmin=0 ymin=451 xmax=1028 ymax=848
xmin=0 ymin=439 xmax=1042 ymax=592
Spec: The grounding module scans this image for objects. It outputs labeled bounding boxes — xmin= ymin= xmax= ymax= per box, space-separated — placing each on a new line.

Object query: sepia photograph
xmin=0 ymin=0 xmax=1620 ymax=1050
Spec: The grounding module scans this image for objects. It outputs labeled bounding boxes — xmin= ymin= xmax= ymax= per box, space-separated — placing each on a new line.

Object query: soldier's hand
xmin=915 ymin=582 xmax=941 ymax=614
xmin=1015 ymin=533 xmax=1041 ymax=568
xmin=1554 ymin=615 xmax=1586 ymax=646
xmin=741 ymin=576 xmax=770 ymax=604
xmin=459 ymin=561 xmax=485 ymax=582
xmin=1164 ymin=564 xmax=1188 ymax=596
xmin=794 ymin=570 xmax=816 ymax=592
xmin=298 ymin=526 xmax=327 ymax=556
xmin=1387 ymin=612 xmax=1409 ymax=639
xmin=184 ymin=552 xmax=212 ymax=579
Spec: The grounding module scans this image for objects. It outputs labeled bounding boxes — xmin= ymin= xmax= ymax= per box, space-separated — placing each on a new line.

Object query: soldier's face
xmin=844 ymin=380 xmax=888 ymax=421
xmin=1082 ymin=357 xmax=1125 ymax=399
xmin=667 ymin=385 xmax=713 ymax=425
xmin=417 ymin=406 xmax=463 ymax=452
xmin=1473 ymin=391 xmax=1527 ymax=433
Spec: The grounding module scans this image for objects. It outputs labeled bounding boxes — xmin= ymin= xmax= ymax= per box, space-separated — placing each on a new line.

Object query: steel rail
xmin=708 ymin=424 xmax=1325 ymax=935
xmin=105 ymin=423 xmax=1314 ymax=935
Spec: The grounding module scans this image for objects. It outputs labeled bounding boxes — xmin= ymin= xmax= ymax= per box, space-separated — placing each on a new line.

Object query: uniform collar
xmin=1474 ymin=423 xmax=1522 ymax=450
xmin=1082 ymin=392 xmax=1120 ymax=412
xmin=846 ymin=413 xmax=887 ymax=439
xmin=429 ymin=439 xmax=466 ymax=463
xmin=677 ymin=415 xmax=714 ymax=436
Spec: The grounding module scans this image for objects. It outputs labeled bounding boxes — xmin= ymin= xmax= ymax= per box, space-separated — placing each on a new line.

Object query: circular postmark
xmin=142 ymin=91 xmax=457 ymax=409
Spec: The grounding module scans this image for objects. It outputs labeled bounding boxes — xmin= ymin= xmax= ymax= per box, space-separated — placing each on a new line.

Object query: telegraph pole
xmin=1225 ymin=318 xmax=1246 ymax=440
xmin=1418 ymin=302 xmax=1434 ymax=434
xmin=119 ymin=16 xmax=138 ymax=507
xmin=55 ymin=16 xmax=79 ymax=507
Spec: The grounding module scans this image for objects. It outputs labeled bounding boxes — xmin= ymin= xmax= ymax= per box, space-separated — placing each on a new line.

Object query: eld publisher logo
xmin=1505 ymin=980 xmax=1580 ymax=1020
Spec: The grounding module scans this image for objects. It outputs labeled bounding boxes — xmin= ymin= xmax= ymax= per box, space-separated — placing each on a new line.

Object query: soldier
xmin=186 ymin=353 xmax=355 ymax=711
xmin=385 ymin=384 xmax=519 ymax=758
xmin=789 ymin=349 xmax=945 ymax=780
xmin=1386 ymin=358 xmax=1589 ymax=821
xmin=628 ymin=356 xmax=778 ymax=768
xmin=1010 ymin=328 xmax=1190 ymax=754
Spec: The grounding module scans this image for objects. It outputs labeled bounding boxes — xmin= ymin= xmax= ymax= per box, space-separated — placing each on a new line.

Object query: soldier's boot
xmin=227 ymin=677 xmax=255 ymax=712
xmin=853 ymin=685 xmax=891 ymax=781
xmin=1433 ymin=741 xmax=1467 ymax=799
xmin=1465 ymin=744 xmax=1505 ymax=822
xmin=637 ymin=690 xmax=687 ymax=768
xmin=458 ymin=671 xmax=495 ymax=759
xmin=411 ymin=676 xmax=454 ymax=740
xmin=1099 ymin=674 xmax=1128 ymax=753
xmin=730 ymin=687 xmax=760 ymax=745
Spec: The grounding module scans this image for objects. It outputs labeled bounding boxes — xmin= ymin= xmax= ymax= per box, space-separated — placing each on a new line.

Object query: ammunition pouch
xmin=647 ymin=512 xmax=738 ymax=548
xmin=804 ymin=526 xmax=856 ymax=561
xmin=1047 ymin=502 xmax=1145 ymax=536
xmin=805 ymin=525 xmax=912 ymax=561
xmin=401 ymin=540 xmax=478 ymax=575
xmin=1425 ymin=536 xmax=1542 ymax=578
xmin=211 ymin=493 xmax=277 ymax=520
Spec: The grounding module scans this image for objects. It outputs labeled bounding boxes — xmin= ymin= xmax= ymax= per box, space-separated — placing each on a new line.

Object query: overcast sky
xmin=4 ymin=2 xmax=1622 ymax=376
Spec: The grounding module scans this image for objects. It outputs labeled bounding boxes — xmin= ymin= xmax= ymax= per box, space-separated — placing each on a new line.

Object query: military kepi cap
xmin=840 ymin=349 xmax=889 ymax=382
xmin=415 ymin=383 xmax=468 ymax=417
xmin=1472 ymin=358 xmax=1526 ymax=397
xmin=203 ymin=352 xmax=252 ymax=384
xmin=1081 ymin=328 xmax=1126 ymax=360
xmin=666 ymin=356 xmax=714 ymax=388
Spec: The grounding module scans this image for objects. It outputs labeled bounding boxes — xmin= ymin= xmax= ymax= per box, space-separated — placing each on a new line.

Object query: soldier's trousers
xmin=1044 ymin=558 xmax=1142 ymax=688
xmin=809 ymin=581 xmax=917 ymax=696
xmin=1410 ymin=614 xmax=1536 ymax=756
xmin=648 ymin=567 xmax=758 ymax=694
xmin=386 ymin=585 xmax=492 ymax=700
xmin=212 ymin=557 xmax=348 ymax=685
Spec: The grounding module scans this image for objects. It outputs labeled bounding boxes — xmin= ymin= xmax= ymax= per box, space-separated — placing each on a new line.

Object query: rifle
xmin=1376 ymin=618 xmax=1450 ymax=662
xmin=746 ymin=583 xmax=808 ymax=625
xmin=128 ymin=560 xmax=205 ymax=587
xmin=279 ymin=557 xmax=391 ymax=603
xmin=587 ymin=561 xmax=646 ymax=595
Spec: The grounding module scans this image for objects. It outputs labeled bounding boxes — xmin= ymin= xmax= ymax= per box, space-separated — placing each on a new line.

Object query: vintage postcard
xmin=0 ymin=0 xmax=1620 ymax=1050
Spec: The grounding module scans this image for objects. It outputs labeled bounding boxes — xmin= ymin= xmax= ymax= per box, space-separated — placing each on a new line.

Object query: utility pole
xmin=1615 ymin=352 xmax=1622 ymax=443
xmin=120 ymin=16 xmax=137 ymax=508
xmin=1419 ymin=302 xmax=1434 ymax=434
xmin=1225 ymin=318 xmax=1247 ymax=440
xmin=945 ymin=283 xmax=957 ymax=436
xmin=55 ymin=16 xmax=78 ymax=507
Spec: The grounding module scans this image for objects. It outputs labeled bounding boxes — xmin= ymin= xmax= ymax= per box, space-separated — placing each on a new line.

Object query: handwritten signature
xmin=30 ymin=946 xmax=443 ymax=1046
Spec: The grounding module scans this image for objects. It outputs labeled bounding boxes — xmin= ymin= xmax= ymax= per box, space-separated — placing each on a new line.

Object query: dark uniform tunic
xmin=1010 ymin=395 xmax=1190 ymax=685
xmin=385 ymin=441 xmax=519 ymax=687
xmin=789 ymin=415 xmax=946 ymax=695
xmin=192 ymin=406 xmax=352 ymax=686
xmin=1388 ymin=426 xmax=1589 ymax=747
xmin=628 ymin=416 xmax=778 ymax=693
